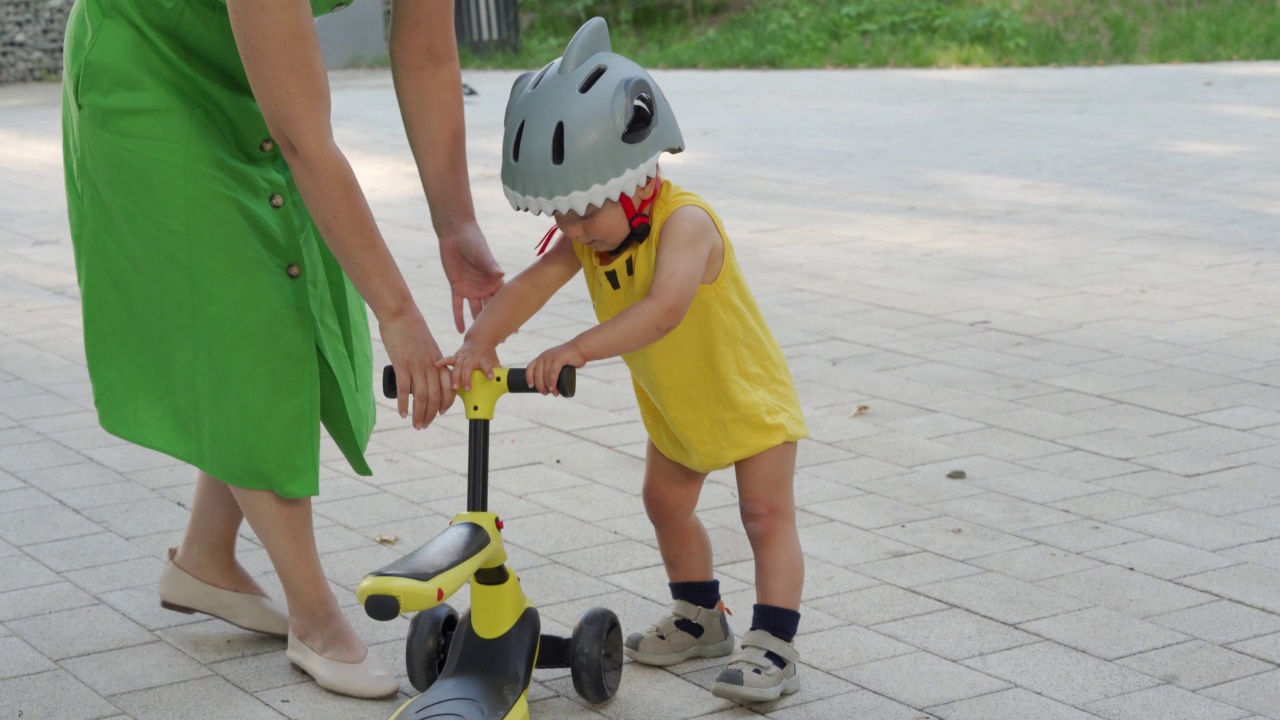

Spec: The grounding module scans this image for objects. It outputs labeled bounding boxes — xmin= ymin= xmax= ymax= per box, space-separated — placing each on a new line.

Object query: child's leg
xmin=712 ymin=441 xmax=803 ymax=703
xmin=643 ymin=439 xmax=713 ymax=583
xmin=734 ymin=441 xmax=803 ymax=610
xmin=623 ymin=440 xmax=735 ymax=666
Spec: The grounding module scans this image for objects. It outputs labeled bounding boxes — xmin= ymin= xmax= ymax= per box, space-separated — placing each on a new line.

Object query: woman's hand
xmin=379 ymin=309 xmax=456 ymax=429
xmin=437 ymin=339 xmax=500 ymax=393
xmin=526 ymin=342 xmax=587 ymax=396
xmin=439 ymin=224 xmax=504 ymax=333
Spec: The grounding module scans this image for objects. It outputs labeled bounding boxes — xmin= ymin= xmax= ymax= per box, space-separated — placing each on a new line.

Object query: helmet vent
xmin=578 ymin=65 xmax=607 ymax=93
xmin=530 ymin=62 xmax=552 ymax=90
xmin=552 ymin=121 xmax=565 ymax=165
xmin=512 ymin=121 xmax=525 ymax=162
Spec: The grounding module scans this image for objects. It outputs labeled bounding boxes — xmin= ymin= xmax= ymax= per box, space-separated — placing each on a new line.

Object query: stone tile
xmin=873 ymin=608 xmax=1039 ymax=661
xmin=8 ymin=604 xmax=154 ymax=660
xmin=852 ymin=551 xmax=984 ymax=588
xmin=800 ymin=623 xmax=916 ymax=672
xmin=973 ymin=470 xmax=1103 ymax=504
xmin=0 ymin=486 xmax=55 ymax=513
xmin=23 ymin=532 xmax=146 ymax=572
xmin=0 ymin=440 xmax=87 ymax=474
xmin=917 ymin=572 xmax=1091 ymax=625
xmin=963 ymin=641 xmax=1161 ymax=705
xmin=931 ymin=687 xmax=1101 ymax=720
xmin=98 ymin=584 xmax=207 ymax=632
xmin=798 ymin=521 xmax=919 ymax=567
xmin=0 ymin=635 xmax=55 ymax=679
xmin=1229 ymin=633 xmax=1280 ymax=664
xmin=50 ymin=481 xmax=158 ymax=510
xmin=1200 ymin=670 xmax=1280 ymax=720
xmin=80 ymin=498 xmax=190 ymax=539
xmin=1019 ymin=607 xmax=1188 ymax=660
xmin=1150 ymin=601 xmax=1280 ymax=645
xmin=111 ymin=676 xmax=286 ymax=720
xmin=808 ymin=584 xmax=947 ymax=626
xmin=501 ymin=511 xmax=625 ymax=556
xmin=1019 ymin=520 xmax=1152 ymax=554
xmin=760 ymin=689 xmax=937 ymax=720
xmin=1085 ymin=538 xmax=1237 ymax=580
xmin=929 ymin=492 xmax=1079 ymax=532
xmin=255 ymin=678 xmax=408 ymax=719
xmin=0 ymin=551 xmax=59 ymax=590
xmin=1084 ymin=684 xmax=1251 ymax=720
xmin=969 ymin=544 xmax=1103 ymax=582
xmin=1181 ymin=564 xmax=1280 ymax=615
xmin=0 ymin=670 xmax=120 ymax=720
xmin=876 ymin=517 xmax=1035 ymax=561
xmin=835 ymin=651 xmax=1010 ymax=708
xmin=63 ymin=556 xmax=164 ymax=594
xmin=0 ymin=504 xmax=101 ymax=546
xmin=61 ymin=641 xmax=211 ymax=695
xmin=1039 ymin=565 xmax=1214 ymax=618
xmin=154 ymin=620 xmax=283 ymax=664
xmin=542 ymin=662 xmax=734 ymax=719
xmin=1117 ymin=640 xmax=1274 ymax=691
xmin=806 ymin=492 xmax=939 ymax=529
xmin=0 ymin=580 xmax=97 ymax=621
xmin=1051 ymin=491 xmax=1171 ymax=522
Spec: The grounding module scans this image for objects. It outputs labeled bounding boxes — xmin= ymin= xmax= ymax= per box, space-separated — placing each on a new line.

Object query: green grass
xmin=453 ymin=0 xmax=1280 ymax=69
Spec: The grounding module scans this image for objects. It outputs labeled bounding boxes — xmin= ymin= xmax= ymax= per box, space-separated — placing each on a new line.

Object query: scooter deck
xmin=391 ymin=607 xmax=540 ymax=720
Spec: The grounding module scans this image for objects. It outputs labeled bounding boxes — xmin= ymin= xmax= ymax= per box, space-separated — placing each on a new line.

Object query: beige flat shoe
xmin=286 ymin=631 xmax=400 ymax=699
xmin=158 ymin=548 xmax=289 ymax=637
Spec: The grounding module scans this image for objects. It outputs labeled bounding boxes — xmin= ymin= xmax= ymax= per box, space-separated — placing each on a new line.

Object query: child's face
xmin=553 ymin=200 xmax=631 ymax=254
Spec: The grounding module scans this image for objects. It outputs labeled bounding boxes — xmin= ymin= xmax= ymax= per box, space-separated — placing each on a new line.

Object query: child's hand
xmin=436 ymin=341 xmax=500 ymax=392
xmin=526 ymin=342 xmax=587 ymax=395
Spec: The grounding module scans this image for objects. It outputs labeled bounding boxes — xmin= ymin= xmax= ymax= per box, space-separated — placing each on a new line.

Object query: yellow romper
xmin=572 ymin=181 xmax=808 ymax=473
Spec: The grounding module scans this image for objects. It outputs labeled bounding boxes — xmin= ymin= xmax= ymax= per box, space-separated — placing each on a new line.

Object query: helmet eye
xmin=622 ymin=91 xmax=655 ymax=144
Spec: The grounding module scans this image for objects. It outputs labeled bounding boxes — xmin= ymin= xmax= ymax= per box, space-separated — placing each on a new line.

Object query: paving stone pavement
xmin=2 ymin=62 xmax=1280 ymax=719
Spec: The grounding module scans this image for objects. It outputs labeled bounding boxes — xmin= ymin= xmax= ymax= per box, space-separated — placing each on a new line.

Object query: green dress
xmin=62 ymin=0 xmax=375 ymax=498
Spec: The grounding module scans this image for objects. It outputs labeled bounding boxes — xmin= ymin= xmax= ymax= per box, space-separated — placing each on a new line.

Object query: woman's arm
xmin=444 ymin=234 xmax=581 ymax=390
xmin=389 ymin=0 xmax=504 ymax=331
xmin=226 ymin=0 xmax=451 ymax=428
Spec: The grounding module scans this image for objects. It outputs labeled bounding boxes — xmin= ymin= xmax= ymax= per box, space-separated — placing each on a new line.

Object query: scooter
xmin=357 ymin=365 xmax=623 ymax=720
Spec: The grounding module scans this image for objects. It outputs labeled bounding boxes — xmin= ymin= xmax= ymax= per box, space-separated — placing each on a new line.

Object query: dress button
xmin=286 ymin=263 xmax=302 ymax=279
xmin=269 ymin=193 xmax=284 ymax=208
xmin=259 ymin=138 xmax=274 ymax=153
xmin=331 ymin=2 xmax=346 ymax=10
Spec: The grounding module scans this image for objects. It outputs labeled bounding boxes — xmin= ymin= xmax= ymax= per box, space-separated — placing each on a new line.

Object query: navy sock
xmin=750 ymin=604 xmax=800 ymax=668
xmin=669 ymin=580 xmax=720 ymax=638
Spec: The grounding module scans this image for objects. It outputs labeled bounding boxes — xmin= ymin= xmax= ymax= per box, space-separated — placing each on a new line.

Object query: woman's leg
xmin=227 ymin=484 xmax=367 ymax=663
xmin=172 ymin=471 xmax=267 ymax=597
xmin=734 ymin=442 xmax=803 ymax=610
xmin=644 ymin=440 xmax=713 ymax=582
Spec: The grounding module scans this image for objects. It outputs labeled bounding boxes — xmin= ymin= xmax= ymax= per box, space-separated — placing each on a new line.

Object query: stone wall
xmin=1 ymin=0 xmax=73 ymax=84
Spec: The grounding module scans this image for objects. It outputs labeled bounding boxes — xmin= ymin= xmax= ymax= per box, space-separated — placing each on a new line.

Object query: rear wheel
xmin=570 ymin=607 xmax=623 ymax=703
xmin=406 ymin=604 xmax=459 ymax=692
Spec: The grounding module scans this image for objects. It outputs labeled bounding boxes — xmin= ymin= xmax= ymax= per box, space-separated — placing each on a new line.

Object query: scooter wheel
xmin=406 ymin=604 xmax=459 ymax=692
xmin=570 ymin=607 xmax=623 ymax=703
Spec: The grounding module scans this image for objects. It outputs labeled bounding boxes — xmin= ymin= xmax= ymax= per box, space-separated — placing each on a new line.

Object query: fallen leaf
xmin=849 ymin=405 xmax=870 ymax=417
xmin=374 ymin=534 xmax=399 ymax=545
xmin=946 ymin=470 xmax=967 ymax=480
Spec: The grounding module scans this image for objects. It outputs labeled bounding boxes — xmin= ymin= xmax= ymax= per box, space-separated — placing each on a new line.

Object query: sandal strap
xmin=649 ymin=599 xmax=718 ymax=637
xmin=739 ymin=629 xmax=798 ymax=663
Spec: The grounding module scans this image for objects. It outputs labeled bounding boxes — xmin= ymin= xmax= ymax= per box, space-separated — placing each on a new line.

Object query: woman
xmin=61 ymin=0 xmax=503 ymax=699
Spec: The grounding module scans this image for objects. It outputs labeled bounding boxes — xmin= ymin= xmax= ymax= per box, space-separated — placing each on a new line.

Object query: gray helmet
xmin=501 ymin=17 xmax=684 ymax=216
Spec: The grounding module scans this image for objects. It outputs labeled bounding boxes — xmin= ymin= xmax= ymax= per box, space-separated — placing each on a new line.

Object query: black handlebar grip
xmin=382 ymin=365 xmax=397 ymax=399
xmin=506 ymin=367 xmax=575 ymax=397
xmin=382 ymin=364 xmax=575 ymax=399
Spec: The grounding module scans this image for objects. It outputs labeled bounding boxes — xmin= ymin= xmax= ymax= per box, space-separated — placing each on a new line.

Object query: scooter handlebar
xmin=382 ymin=365 xmax=575 ymax=399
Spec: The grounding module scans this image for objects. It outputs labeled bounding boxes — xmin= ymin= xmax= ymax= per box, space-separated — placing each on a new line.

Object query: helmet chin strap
xmin=610 ymin=172 xmax=661 ymax=257
xmin=534 ymin=173 xmax=662 ymax=257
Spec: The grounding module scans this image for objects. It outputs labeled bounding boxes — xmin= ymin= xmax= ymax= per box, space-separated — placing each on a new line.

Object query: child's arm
xmin=526 ymin=207 xmax=719 ymax=394
xmin=440 ymin=232 xmax=581 ymax=390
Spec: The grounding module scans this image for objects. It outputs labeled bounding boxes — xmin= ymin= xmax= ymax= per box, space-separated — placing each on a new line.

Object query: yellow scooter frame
xmin=358 ymin=366 xmax=622 ymax=719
